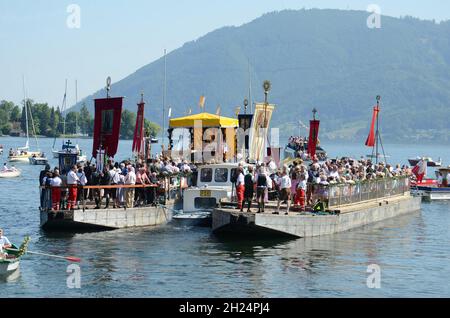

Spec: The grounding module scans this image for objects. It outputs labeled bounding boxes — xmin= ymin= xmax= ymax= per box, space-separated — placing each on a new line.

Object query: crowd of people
xmin=234 ymin=157 xmax=413 ymax=214
xmin=39 ymin=156 xmax=197 ymax=211
xmin=287 ymin=136 xmax=327 ymax=161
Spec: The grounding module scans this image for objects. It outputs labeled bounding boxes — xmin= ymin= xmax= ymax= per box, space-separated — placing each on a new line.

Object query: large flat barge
xmin=213 ymin=177 xmax=421 ymax=238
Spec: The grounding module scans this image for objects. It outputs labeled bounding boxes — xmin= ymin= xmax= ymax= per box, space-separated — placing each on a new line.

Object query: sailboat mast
xmin=248 ymin=59 xmax=253 ymax=114
xmin=63 ymin=79 xmax=68 ymax=136
xmin=162 ymin=49 xmax=167 ymax=149
xmin=22 ymin=75 xmax=29 ymax=147
xmin=75 ymin=79 xmax=79 ymax=135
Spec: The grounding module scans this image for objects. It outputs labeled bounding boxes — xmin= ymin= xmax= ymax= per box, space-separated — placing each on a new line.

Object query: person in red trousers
xmin=66 ymin=165 xmax=80 ymax=210
xmin=236 ymin=167 xmax=245 ymax=211
xmin=51 ymin=170 xmax=62 ymax=211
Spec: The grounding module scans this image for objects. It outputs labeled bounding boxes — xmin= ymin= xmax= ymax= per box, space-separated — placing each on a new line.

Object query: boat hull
xmin=408 ymin=159 xmax=441 ymax=167
xmin=0 ymin=259 xmax=20 ymax=276
xmin=40 ymin=205 xmax=174 ymax=232
xmin=213 ymin=195 xmax=421 ymax=238
xmin=0 ymin=170 xmax=21 ymax=178
xmin=418 ymin=187 xmax=450 ymax=201
xmin=29 ymin=158 xmax=48 ymax=165
xmin=172 ymin=212 xmax=212 ymax=227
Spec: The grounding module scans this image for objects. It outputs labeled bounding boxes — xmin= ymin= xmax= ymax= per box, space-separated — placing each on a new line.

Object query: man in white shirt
xmin=125 ymin=165 xmax=136 ymax=208
xmin=235 ymin=167 xmax=245 ymax=211
xmin=0 ymin=229 xmax=12 ymax=258
xmin=51 ymin=170 xmax=62 ymax=210
xmin=276 ymin=167 xmax=292 ymax=215
xmin=66 ymin=165 xmax=80 ymax=210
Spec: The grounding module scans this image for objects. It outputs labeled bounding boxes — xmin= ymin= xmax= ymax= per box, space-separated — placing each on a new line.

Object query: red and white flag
xmin=412 ymin=159 xmax=427 ymax=183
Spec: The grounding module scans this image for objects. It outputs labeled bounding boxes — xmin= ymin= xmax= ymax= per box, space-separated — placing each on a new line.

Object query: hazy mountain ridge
xmin=73 ymin=9 xmax=450 ymax=143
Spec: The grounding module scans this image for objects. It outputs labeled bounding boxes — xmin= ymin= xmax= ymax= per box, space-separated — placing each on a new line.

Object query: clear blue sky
xmin=1 ymin=0 xmax=450 ymax=107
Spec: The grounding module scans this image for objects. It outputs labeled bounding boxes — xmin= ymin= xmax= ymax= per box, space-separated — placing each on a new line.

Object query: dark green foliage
xmin=0 ymin=100 xmax=160 ymax=139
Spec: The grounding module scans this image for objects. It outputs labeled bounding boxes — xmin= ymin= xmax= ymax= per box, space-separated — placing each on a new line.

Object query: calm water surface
xmin=0 ymin=137 xmax=449 ymax=297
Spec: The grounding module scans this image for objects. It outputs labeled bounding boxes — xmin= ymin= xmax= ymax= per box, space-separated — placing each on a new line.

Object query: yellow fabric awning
xmin=169 ymin=112 xmax=239 ymax=128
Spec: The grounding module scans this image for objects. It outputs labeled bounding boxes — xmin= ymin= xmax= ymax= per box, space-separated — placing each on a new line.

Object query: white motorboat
xmin=408 ymin=156 xmax=442 ymax=167
xmin=183 ymin=163 xmax=251 ymax=215
xmin=29 ymin=155 xmax=49 ymax=165
xmin=0 ymin=169 xmax=21 ymax=178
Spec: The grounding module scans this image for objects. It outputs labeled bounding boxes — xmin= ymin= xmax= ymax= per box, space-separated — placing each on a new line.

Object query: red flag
xmin=412 ymin=159 xmax=427 ymax=183
xmin=365 ymin=105 xmax=379 ymax=147
xmin=92 ymin=97 xmax=123 ymax=158
xmin=307 ymin=120 xmax=320 ymax=158
xmin=132 ymin=101 xmax=145 ymax=154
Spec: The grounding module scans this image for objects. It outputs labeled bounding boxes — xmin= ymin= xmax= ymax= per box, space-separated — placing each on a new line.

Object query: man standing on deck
xmin=275 ymin=167 xmax=292 ymax=215
xmin=243 ymin=166 xmax=255 ymax=213
xmin=124 ymin=165 xmax=136 ymax=208
xmin=236 ymin=167 xmax=245 ymax=212
xmin=67 ymin=165 xmax=80 ymax=210
xmin=256 ymin=167 xmax=268 ymax=213
xmin=51 ymin=170 xmax=62 ymax=210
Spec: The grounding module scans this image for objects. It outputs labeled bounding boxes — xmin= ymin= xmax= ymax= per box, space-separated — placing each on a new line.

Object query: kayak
xmin=0 ymin=169 xmax=21 ymax=178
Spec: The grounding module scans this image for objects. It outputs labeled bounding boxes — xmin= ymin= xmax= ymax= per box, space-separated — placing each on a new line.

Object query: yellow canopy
xmin=169 ymin=112 xmax=239 ymax=128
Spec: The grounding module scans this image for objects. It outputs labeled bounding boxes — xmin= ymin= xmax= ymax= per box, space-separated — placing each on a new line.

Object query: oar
xmin=7 ymin=248 xmax=81 ymax=263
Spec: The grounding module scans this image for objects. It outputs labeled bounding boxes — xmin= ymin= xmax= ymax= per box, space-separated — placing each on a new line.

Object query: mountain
xmin=73 ymin=9 xmax=450 ymax=143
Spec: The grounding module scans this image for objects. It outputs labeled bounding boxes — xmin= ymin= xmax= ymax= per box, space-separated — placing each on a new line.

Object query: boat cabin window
xmin=200 ymin=168 xmax=213 ymax=183
xmin=214 ymin=168 xmax=229 ymax=183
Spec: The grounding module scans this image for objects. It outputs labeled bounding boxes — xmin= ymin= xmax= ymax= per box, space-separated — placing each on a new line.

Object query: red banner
xmin=308 ymin=120 xmax=320 ymax=158
xmin=132 ymin=101 xmax=145 ymax=154
xmin=92 ymin=97 xmax=123 ymax=158
xmin=365 ymin=105 xmax=379 ymax=147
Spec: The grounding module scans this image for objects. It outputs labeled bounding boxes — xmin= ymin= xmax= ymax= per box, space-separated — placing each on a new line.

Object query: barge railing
xmin=40 ymin=174 xmax=186 ymax=212
xmin=311 ymin=176 xmax=411 ymax=209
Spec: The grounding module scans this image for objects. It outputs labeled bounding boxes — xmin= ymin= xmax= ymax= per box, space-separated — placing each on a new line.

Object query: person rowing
xmin=0 ymin=229 xmax=12 ymax=259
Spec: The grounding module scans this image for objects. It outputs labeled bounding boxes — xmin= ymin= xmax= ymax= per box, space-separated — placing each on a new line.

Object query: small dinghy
xmin=0 ymin=169 xmax=21 ymax=178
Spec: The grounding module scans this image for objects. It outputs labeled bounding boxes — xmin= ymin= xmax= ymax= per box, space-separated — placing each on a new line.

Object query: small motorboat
xmin=408 ymin=157 xmax=442 ymax=167
xmin=8 ymin=149 xmax=41 ymax=163
xmin=0 ymin=169 xmax=21 ymax=178
xmin=29 ymin=155 xmax=49 ymax=165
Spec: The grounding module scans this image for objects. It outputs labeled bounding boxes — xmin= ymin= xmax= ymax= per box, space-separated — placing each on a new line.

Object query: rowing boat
xmin=0 ymin=244 xmax=21 ymax=277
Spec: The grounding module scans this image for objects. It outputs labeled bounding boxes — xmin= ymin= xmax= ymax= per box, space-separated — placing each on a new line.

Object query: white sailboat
xmin=8 ymin=78 xmax=42 ymax=163
xmin=52 ymin=80 xmax=87 ymax=164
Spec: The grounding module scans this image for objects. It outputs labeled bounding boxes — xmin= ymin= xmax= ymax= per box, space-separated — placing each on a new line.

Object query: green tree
xmin=120 ymin=110 xmax=136 ymax=139
xmin=10 ymin=105 xmax=21 ymax=122
xmin=65 ymin=112 xmax=78 ymax=135
xmin=79 ymin=103 xmax=91 ymax=135
xmin=144 ymin=119 xmax=161 ymax=138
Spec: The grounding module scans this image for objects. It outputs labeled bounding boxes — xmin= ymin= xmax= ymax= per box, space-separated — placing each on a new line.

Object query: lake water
xmin=0 ymin=136 xmax=449 ymax=297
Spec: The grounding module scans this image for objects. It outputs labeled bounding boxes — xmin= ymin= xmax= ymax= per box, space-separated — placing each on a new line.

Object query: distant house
xmin=9 ymin=122 xmax=23 ymax=137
